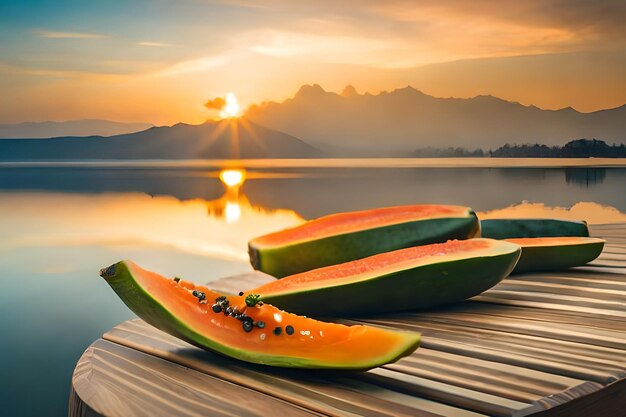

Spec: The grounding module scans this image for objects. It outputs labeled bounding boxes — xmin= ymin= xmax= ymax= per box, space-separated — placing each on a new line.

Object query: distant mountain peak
xmin=0 ymin=119 xmax=153 ymax=139
xmin=295 ymin=83 xmax=327 ymax=98
xmin=0 ymin=118 xmax=321 ymax=159
xmin=340 ymin=85 xmax=359 ymax=98
xmin=245 ymin=83 xmax=626 ymax=153
xmin=472 ymin=94 xmax=501 ymax=101
xmin=392 ymin=85 xmax=424 ymax=95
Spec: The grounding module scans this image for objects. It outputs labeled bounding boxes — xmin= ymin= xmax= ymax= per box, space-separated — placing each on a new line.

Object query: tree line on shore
xmin=414 ymin=139 xmax=626 ymax=158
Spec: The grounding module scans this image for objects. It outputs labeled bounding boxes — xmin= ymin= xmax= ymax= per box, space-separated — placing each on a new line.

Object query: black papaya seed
xmin=242 ymin=320 xmax=253 ymax=332
xmin=285 ymin=325 xmax=294 ymax=335
xmin=238 ymin=291 xmax=244 ymax=296
xmin=212 ymin=304 xmax=222 ymax=313
xmin=273 ymin=327 xmax=282 ymax=336
xmin=256 ymin=321 xmax=265 ymax=328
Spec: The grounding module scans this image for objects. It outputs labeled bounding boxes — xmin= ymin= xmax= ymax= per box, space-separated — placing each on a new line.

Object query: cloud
xmin=37 ymin=30 xmax=105 ymax=39
xmin=368 ymin=0 xmax=626 ymax=47
xmin=219 ymin=1 xmax=626 ymax=64
xmin=157 ymin=55 xmax=228 ymax=76
xmin=137 ymin=41 xmax=177 ymax=47
xmin=219 ymin=0 xmax=626 ymax=39
xmin=204 ymin=97 xmax=226 ymax=110
xmin=0 ymin=61 xmax=128 ymax=80
xmin=247 ymin=29 xmax=390 ymax=63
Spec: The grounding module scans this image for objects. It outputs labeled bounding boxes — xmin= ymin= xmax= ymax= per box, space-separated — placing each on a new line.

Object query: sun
xmin=219 ymin=168 xmax=246 ymax=187
xmin=220 ymin=93 xmax=241 ymax=119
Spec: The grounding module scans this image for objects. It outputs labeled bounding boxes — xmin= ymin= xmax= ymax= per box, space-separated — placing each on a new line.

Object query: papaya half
xmin=249 ymin=204 xmax=480 ymax=277
xmin=246 ymin=239 xmax=521 ymax=316
xmin=504 ymin=237 xmax=605 ymax=273
xmin=480 ymin=218 xmax=589 ymax=239
xmin=99 ymin=261 xmax=420 ymax=370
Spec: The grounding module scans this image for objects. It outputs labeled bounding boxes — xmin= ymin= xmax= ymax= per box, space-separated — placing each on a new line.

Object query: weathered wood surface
xmin=70 ymin=223 xmax=626 ymax=417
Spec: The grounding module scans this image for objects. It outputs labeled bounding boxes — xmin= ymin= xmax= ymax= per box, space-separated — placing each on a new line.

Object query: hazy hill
xmin=0 ymin=119 xmax=153 ymax=138
xmin=0 ymin=118 xmax=320 ymax=160
xmin=246 ymin=84 xmax=626 ymax=154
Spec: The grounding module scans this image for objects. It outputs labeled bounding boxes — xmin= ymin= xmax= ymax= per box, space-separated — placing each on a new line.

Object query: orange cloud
xmin=204 ymin=97 xmax=226 ymax=110
xmin=1 ymin=0 xmax=624 ymax=124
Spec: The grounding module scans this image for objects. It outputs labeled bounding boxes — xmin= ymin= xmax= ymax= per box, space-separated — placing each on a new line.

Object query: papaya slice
xmin=504 ymin=237 xmax=605 ymax=273
xmin=247 ymin=239 xmax=521 ymax=316
xmin=99 ymin=261 xmax=420 ymax=370
xmin=249 ymin=204 xmax=479 ymax=277
xmin=480 ymin=218 xmax=589 ymax=239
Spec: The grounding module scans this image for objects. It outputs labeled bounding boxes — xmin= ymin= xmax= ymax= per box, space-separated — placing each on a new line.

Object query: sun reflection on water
xmin=224 ymin=201 xmax=242 ymax=223
xmin=0 ymin=173 xmax=305 ymax=263
xmin=219 ymin=168 xmax=246 ymax=188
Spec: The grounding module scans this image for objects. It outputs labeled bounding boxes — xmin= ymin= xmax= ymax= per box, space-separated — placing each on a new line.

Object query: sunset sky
xmin=1 ymin=0 xmax=625 ymax=125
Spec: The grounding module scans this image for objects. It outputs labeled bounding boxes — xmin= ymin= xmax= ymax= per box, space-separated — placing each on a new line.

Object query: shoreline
xmin=1 ymin=157 xmax=626 ymax=169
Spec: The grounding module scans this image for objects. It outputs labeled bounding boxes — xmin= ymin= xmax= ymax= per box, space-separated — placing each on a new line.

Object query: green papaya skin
xmin=506 ymin=238 xmax=604 ymax=273
xmin=251 ymin=213 xmax=480 ymax=278
xmin=480 ymin=219 xmax=589 ymax=239
xmin=100 ymin=261 xmax=421 ymax=370
xmin=251 ymin=239 xmax=521 ymax=316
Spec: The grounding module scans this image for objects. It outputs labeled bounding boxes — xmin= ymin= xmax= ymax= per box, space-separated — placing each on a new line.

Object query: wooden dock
xmin=70 ymin=224 xmax=626 ymax=417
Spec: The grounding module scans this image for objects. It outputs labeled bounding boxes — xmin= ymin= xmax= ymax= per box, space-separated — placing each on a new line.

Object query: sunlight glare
xmin=220 ymin=93 xmax=241 ymax=118
xmin=219 ymin=168 xmax=246 ymax=188
xmin=224 ymin=201 xmax=242 ymax=223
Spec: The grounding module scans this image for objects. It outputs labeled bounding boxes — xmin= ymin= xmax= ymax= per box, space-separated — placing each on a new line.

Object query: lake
xmin=1 ymin=159 xmax=626 ymax=417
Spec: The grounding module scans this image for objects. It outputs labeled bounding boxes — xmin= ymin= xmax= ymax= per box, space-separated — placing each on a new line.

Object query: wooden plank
xmin=377 ymin=311 xmax=626 ymax=350
xmin=601 ymin=246 xmax=626 ymax=255
xmin=363 ymin=368 xmax=535 ymax=417
xmin=574 ymin=265 xmax=626 ymax=275
xmin=529 ymin=378 xmax=626 ymax=417
xmin=505 ymin=274 xmax=626 ymax=292
xmin=388 ymin=321 xmax=626 ymax=368
xmin=384 ymin=351 xmax=578 ymax=402
xmin=71 ymin=222 xmax=626 ymax=416
xmin=596 ymin=252 xmax=626 ymax=261
xmin=103 ymin=319 xmax=624 ymax=416
xmin=480 ymin=289 xmax=626 ymax=315
xmin=103 ymin=320 xmax=487 ymax=417
xmin=71 ymin=339 xmax=320 ymax=417
xmin=358 ymin=322 xmax=623 ymax=384
xmin=472 ymin=295 xmax=626 ymax=318
xmin=433 ymin=302 xmax=626 ymax=332
xmin=69 ymin=385 xmax=101 ymax=417
xmin=493 ymin=280 xmax=626 ymax=302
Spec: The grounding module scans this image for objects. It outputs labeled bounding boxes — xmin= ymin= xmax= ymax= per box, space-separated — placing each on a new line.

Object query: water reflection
xmin=211 ymin=168 xmax=247 ymax=223
xmin=0 ymin=175 xmax=306 ymax=417
xmin=1 ymin=165 xmax=625 ymax=215
xmin=479 ymin=201 xmax=626 ymax=224
xmin=565 ymin=168 xmax=606 ymax=187
xmin=2 ymin=166 xmax=626 ymax=417
xmin=0 ymin=172 xmax=304 ymax=266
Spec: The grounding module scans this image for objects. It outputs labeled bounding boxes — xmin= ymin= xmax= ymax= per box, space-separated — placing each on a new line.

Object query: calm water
xmin=1 ymin=159 xmax=626 ymax=417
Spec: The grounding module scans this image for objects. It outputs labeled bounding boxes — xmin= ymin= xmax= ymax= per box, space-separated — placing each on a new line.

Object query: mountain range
xmin=0 ymin=119 xmax=153 ymax=139
xmin=2 ymin=85 xmax=625 ymax=159
xmin=0 ymin=119 xmax=320 ymax=160
xmin=246 ymin=85 xmax=626 ymax=155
